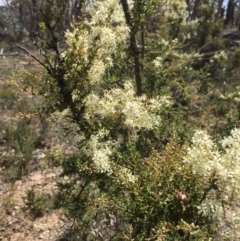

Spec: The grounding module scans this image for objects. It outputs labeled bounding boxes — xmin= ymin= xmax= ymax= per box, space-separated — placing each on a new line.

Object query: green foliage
xmin=2 ymin=193 xmax=15 ymax=216
xmin=0 ymin=82 xmax=19 ymax=109
xmin=55 ymin=140 xmax=216 ymax=240
xmin=40 ymin=150 xmax=64 ymax=171
xmin=23 ymin=189 xmax=55 ymax=219
xmin=11 ymin=119 xmax=34 ymax=160
xmin=0 ymin=118 xmax=37 ymax=180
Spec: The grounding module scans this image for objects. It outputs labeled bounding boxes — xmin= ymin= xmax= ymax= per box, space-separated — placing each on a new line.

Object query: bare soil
xmin=0 ymin=53 xmax=75 ymax=241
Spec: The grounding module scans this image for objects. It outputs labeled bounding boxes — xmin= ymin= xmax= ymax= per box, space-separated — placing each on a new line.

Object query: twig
xmin=17 ymin=45 xmax=52 ymax=74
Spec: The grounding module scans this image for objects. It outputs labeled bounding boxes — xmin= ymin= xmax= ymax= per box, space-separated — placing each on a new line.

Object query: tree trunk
xmin=215 ymin=0 xmax=224 ymax=20
xmin=31 ymin=0 xmax=38 ymax=32
xmin=120 ymin=0 xmax=142 ymax=96
xmin=224 ymin=0 xmax=235 ymax=25
xmin=191 ymin=0 xmax=201 ymax=20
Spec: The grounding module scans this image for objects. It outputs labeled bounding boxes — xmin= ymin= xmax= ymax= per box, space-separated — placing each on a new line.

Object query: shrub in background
xmin=0 ymin=118 xmax=36 ymax=180
xmin=24 ymin=189 xmax=56 ymax=219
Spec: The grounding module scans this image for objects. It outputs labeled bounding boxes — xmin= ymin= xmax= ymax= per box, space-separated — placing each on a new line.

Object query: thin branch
xmin=17 ymin=45 xmax=52 ymax=74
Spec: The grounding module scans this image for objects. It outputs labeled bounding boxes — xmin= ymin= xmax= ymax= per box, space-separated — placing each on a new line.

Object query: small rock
xmin=39 ymin=233 xmax=44 ymax=239
xmin=7 ymin=221 xmax=13 ymax=226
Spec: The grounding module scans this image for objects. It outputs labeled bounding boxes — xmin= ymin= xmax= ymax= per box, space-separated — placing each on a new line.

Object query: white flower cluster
xmin=184 ymin=129 xmax=240 ymax=236
xmin=65 ymin=0 xmax=129 ymax=86
xmin=163 ymin=0 xmax=188 ymax=21
xmin=81 ymin=128 xmax=118 ymax=174
xmin=153 ymin=56 xmax=163 ymax=68
xmin=220 ymin=86 xmax=240 ymax=103
xmin=184 ymin=130 xmax=220 ymax=176
xmin=210 ymin=51 xmax=228 ymax=63
xmin=181 ymin=19 xmax=198 ymax=39
xmin=152 ymin=37 xmax=201 ymax=70
xmin=221 ymin=129 xmax=240 ymax=194
xmin=78 ymin=128 xmax=138 ymax=183
xmin=198 ymin=197 xmax=224 ymax=223
xmin=89 ymin=0 xmax=126 ymax=25
xmin=118 ymin=166 xmax=138 ymax=184
xmin=79 ymin=80 xmax=171 ymax=177
xmin=84 ymin=81 xmax=171 ymax=130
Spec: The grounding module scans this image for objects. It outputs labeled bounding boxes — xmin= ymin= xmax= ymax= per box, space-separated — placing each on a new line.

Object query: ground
xmin=0 ymin=51 xmax=76 ymax=241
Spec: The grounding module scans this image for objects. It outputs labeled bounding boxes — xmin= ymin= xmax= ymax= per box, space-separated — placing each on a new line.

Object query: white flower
xmin=65 ymin=0 xmax=129 ymax=87
xmin=84 ymin=81 xmax=170 ymax=130
xmin=81 ymin=129 xmax=119 ymax=174
xmin=119 ymin=167 xmax=137 ymax=183
xmin=153 ymin=57 xmax=163 ymax=68
xmin=92 ymin=148 xmax=112 ymax=173
xmin=185 ymin=128 xmax=240 ymax=236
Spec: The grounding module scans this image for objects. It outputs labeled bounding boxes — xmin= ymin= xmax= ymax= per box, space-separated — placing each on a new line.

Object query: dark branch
xmin=121 ymin=0 xmax=142 ymax=95
xmin=17 ymin=45 xmax=52 ymax=74
xmin=121 ymin=0 xmax=142 ymax=96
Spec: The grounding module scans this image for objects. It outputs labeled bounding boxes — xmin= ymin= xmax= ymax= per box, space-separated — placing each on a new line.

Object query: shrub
xmin=23 ymin=189 xmax=55 ymax=219
xmin=14 ymin=0 xmax=240 ymax=240
xmin=0 ymin=118 xmax=36 ymax=180
xmin=0 ymin=82 xmax=19 ymax=109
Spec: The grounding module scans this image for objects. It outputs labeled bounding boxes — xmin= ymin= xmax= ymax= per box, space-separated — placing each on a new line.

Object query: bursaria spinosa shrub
xmin=14 ymin=0 xmax=240 ymax=240
xmin=50 ymin=0 xmax=171 ymax=176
